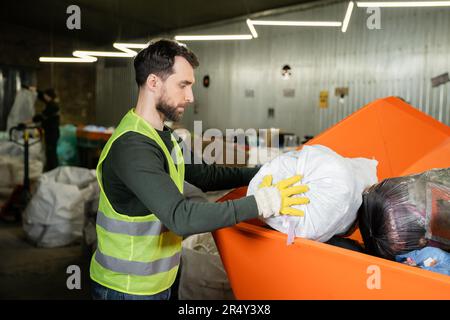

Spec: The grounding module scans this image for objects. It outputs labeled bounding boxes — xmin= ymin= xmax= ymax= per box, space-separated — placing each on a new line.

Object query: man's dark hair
xmin=134 ymin=39 xmax=199 ymax=87
xmin=38 ymin=88 xmax=57 ymax=102
xmin=44 ymin=88 xmax=57 ymax=100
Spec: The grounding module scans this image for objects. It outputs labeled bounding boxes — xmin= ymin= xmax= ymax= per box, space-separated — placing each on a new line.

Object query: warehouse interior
xmin=0 ymin=0 xmax=449 ymax=301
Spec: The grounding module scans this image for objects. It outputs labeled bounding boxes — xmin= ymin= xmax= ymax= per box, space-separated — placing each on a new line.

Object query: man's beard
xmin=155 ymin=88 xmax=186 ymax=122
xmin=156 ymin=100 xmax=184 ymax=122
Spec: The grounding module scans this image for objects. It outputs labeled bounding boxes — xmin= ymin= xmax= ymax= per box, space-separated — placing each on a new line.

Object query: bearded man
xmin=90 ymin=39 xmax=309 ymax=300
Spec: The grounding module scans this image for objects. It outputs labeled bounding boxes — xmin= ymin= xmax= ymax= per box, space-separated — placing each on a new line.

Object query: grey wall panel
xmin=95 ymin=1 xmax=450 ymax=139
xmin=95 ymin=59 xmax=137 ymax=127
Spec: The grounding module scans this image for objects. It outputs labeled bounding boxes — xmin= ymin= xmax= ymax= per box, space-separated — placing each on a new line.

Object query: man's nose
xmin=185 ymin=88 xmax=194 ymax=103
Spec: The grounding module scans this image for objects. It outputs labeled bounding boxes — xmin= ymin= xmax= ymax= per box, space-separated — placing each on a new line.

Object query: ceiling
xmin=1 ymin=0 xmax=322 ymax=46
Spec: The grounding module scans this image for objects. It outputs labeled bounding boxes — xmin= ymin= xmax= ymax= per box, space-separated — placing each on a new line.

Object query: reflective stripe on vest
xmin=96 ymin=210 xmax=168 ymax=236
xmin=95 ymin=249 xmax=181 ymax=276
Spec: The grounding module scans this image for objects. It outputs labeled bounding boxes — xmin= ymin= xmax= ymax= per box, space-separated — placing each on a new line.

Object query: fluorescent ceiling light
xmin=250 ymin=20 xmax=342 ymax=27
xmin=113 ymin=43 xmax=147 ymax=56
xmin=39 ymin=56 xmax=97 ymax=63
xmin=73 ymin=50 xmax=135 ymax=58
xmin=174 ymin=35 xmax=253 ymax=41
xmin=357 ymin=1 xmax=450 ymax=7
xmin=39 ymin=42 xmax=149 ymax=63
xmin=342 ymin=1 xmax=355 ymax=32
xmin=246 ymin=19 xmax=258 ymax=38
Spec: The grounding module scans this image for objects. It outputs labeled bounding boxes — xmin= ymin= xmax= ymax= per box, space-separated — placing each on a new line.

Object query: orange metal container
xmin=213 ymin=97 xmax=450 ymax=299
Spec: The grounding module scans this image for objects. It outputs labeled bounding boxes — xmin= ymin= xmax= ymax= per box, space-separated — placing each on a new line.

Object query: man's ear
xmin=145 ymin=74 xmax=159 ymax=92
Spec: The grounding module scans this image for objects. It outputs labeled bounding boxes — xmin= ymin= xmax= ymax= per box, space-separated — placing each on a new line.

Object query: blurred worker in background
xmin=33 ymin=88 xmax=60 ymax=171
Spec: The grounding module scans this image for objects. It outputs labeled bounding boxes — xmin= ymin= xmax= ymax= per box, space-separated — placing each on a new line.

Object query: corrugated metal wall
xmin=96 ymin=1 xmax=450 ymax=140
xmin=96 ymin=59 xmax=138 ymax=126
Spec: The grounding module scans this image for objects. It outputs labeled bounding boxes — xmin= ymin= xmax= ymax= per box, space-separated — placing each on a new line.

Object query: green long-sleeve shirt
xmin=102 ymin=126 xmax=260 ymax=237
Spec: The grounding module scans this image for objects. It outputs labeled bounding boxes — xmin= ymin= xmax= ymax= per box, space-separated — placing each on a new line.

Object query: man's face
xmin=42 ymin=93 xmax=52 ymax=103
xmin=156 ymin=56 xmax=195 ymax=122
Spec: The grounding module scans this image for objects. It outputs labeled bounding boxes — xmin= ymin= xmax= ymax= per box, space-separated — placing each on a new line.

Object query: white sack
xmin=178 ymin=182 xmax=234 ymax=300
xmin=6 ymin=89 xmax=37 ymax=131
xmin=179 ymin=233 xmax=234 ymax=300
xmin=247 ymin=145 xmax=378 ymax=242
xmin=0 ymin=139 xmax=44 ymax=161
xmin=0 ymin=155 xmax=43 ymax=188
xmin=22 ymin=166 xmax=98 ymax=247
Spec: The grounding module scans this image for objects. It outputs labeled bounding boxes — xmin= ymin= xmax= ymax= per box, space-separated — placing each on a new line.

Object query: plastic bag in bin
xmin=426 ymin=183 xmax=450 ymax=246
xmin=247 ymin=145 xmax=378 ymax=243
xmin=358 ymin=168 xmax=450 ymax=260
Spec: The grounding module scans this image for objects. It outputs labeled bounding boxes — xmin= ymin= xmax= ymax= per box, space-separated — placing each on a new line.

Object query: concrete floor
xmin=0 ymin=220 xmax=92 ymax=300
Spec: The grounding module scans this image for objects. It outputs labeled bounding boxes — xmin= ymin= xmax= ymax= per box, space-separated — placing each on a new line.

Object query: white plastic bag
xmin=0 ymin=156 xmax=15 ymax=188
xmin=0 ymin=139 xmax=44 ymax=161
xmin=178 ymin=182 xmax=234 ymax=300
xmin=0 ymin=139 xmax=44 ymax=191
xmin=179 ymin=233 xmax=235 ymax=300
xmin=22 ymin=166 xmax=99 ymax=247
xmin=0 ymin=155 xmax=43 ymax=188
xmin=247 ymin=145 xmax=378 ymax=243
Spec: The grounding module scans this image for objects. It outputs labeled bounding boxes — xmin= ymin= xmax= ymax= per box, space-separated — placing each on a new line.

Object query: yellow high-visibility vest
xmin=90 ymin=109 xmax=184 ymax=295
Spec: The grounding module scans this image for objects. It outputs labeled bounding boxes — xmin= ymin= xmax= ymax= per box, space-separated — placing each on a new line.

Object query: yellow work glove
xmin=253 ymin=174 xmax=309 ymax=218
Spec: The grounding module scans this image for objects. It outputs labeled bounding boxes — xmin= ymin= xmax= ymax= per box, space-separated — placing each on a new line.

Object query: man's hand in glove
xmin=253 ymin=174 xmax=309 ymax=219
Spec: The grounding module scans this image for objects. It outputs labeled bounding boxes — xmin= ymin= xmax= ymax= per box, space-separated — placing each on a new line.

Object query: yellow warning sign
xmin=319 ymin=91 xmax=329 ymax=108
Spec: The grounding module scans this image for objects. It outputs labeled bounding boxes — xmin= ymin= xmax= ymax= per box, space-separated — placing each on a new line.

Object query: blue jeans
xmin=91 ymin=281 xmax=171 ymax=300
